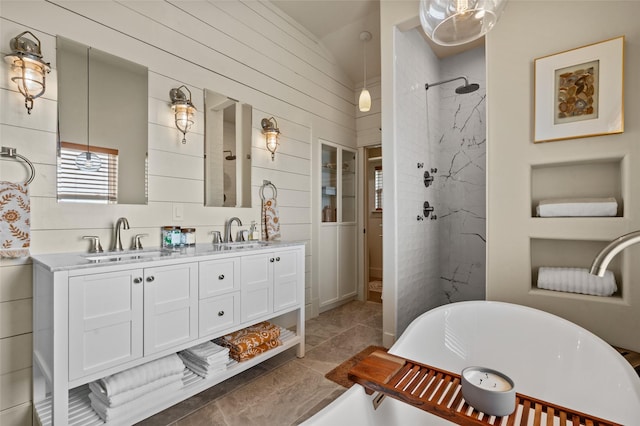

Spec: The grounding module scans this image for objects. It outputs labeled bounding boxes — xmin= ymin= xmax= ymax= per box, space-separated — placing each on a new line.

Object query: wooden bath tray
xmin=348 ymin=350 xmax=621 ymax=426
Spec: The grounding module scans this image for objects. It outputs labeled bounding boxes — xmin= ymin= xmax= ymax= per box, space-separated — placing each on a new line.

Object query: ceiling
xmin=270 ymin=1 xmax=484 ymax=89
xmin=271 ymin=0 xmax=381 ymax=86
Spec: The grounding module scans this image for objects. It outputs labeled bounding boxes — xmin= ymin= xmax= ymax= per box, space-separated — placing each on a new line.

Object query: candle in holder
xmin=461 ymin=366 xmax=516 ymax=417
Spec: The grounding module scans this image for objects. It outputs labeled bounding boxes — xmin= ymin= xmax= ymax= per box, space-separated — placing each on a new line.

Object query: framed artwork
xmin=534 ymin=36 xmax=624 ymax=143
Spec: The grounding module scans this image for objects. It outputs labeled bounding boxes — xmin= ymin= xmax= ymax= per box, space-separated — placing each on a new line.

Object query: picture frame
xmin=534 ymin=36 xmax=624 ymax=143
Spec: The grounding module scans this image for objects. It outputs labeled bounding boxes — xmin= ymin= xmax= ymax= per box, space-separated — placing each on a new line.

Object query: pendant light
xmin=419 ymin=0 xmax=508 ymax=46
xmin=75 ymin=47 xmax=101 ymax=172
xmin=358 ymin=31 xmax=372 ymax=113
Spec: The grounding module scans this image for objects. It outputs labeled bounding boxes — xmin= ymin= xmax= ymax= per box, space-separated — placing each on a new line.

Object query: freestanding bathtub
xmin=303 ymin=301 xmax=640 ymax=425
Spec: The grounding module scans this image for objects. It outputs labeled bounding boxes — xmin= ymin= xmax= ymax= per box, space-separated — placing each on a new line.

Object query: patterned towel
xmin=227 ymin=339 xmax=281 ymax=362
xmin=261 ymin=197 xmax=281 ymax=241
xmin=215 ymin=321 xmax=281 ymax=354
xmin=0 ymin=181 xmax=30 ymax=258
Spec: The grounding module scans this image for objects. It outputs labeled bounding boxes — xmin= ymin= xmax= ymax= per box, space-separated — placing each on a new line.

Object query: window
xmin=57 ymin=141 xmax=118 ymax=203
xmin=374 ymin=166 xmax=383 ymax=211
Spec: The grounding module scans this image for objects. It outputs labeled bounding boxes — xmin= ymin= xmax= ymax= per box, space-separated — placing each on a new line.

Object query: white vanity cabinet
xmin=32 ymin=243 xmax=305 ymax=426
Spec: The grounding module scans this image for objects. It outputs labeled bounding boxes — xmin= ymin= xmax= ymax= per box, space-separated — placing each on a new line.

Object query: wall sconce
xmin=4 ymin=31 xmax=51 ymax=114
xmin=169 ymin=85 xmax=196 ymax=144
xmin=261 ymin=117 xmax=280 ymax=161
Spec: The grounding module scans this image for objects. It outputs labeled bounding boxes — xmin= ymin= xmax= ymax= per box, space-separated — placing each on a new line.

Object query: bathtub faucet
xmin=589 ymin=230 xmax=640 ymax=277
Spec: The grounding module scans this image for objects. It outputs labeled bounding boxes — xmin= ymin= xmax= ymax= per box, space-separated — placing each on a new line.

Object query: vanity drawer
xmin=199 ymin=258 xmax=240 ymax=298
xmin=199 ymin=292 xmax=240 ymax=337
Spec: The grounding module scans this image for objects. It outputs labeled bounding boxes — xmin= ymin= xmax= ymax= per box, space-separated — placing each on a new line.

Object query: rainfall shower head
xmin=224 ymin=150 xmax=236 ymax=160
xmin=425 ymin=76 xmax=479 ymax=94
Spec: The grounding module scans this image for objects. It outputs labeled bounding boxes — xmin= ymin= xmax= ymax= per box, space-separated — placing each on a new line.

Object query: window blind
xmin=57 ymin=141 xmax=118 ymax=203
xmin=374 ymin=166 xmax=383 ymax=210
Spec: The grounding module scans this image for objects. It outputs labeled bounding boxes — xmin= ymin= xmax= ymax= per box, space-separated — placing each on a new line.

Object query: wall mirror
xmin=56 ymin=36 xmax=148 ymax=204
xmin=204 ymin=88 xmax=252 ymax=207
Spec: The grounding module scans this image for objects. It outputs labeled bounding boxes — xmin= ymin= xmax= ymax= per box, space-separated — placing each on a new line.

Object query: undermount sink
xmin=83 ymin=250 xmax=164 ymax=262
xmin=214 ymin=241 xmax=270 ymax=250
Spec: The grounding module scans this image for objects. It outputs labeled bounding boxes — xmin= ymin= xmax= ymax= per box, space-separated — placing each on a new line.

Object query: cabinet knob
xmin=146 ymin=276 xmax=155 ymax=282
xmin=218 ymin=274 xmax=225 ymax=280
xmin=270 ymin=258 xmax=275 ymax=262
xmin=218 ymin=311 xmax=225 ymax=316
xmin=133 ymin=277 xmax=142 ymax=284
xmin=275 ymin=257 xmax=280 ymax=262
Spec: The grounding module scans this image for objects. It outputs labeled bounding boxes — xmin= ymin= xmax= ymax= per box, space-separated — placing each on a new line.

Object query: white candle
xmin=463 ymin=369 xmax=513 ymax=392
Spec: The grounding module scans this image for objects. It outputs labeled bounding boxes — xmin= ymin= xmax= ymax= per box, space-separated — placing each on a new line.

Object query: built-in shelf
xmin=530 ymin=238 xmax=622 ymax=297
xmin=531 ymin=158 xmax=623 ymax=218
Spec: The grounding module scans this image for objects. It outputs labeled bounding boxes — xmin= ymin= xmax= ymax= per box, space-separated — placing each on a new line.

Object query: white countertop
xmin=32 ymin=241 xmax=305 ymax=272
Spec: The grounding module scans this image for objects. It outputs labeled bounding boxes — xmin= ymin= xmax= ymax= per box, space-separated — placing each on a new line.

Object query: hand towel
xmin=93 ymin=353 xmax=184 ymax=397
xmin=90 ymin=379 xmax=182 ymax=422
xmin=88 ymin=372 xmax=183 ymax=408
xmin=262 ymin=197 xmax=281 ymax=241
xmin=216 ymin=321 xmax=281 ymax=354
xmin=537 ymin=267 xmax=617 ymax=296
xmin=536 ymin=197 xmax=617 ymax=217
xmin=180 ymin=340 xmax=229 ymax=362
xmin=0 ymin=181 xmax=30 ymax=258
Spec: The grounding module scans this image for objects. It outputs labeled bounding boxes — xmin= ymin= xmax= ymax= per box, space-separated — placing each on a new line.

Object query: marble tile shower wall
xmin=437 ymin=47 xmax=487 ymax=302
xmin=394 ymin=28 xmax=446 ymax=335
xmin=393 ymin=28 xmax=486 ymax=335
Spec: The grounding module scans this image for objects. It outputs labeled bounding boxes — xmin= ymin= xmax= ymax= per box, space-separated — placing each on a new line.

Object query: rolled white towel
xmin=90 ymin=379 xmax=183 ymax=422
xmin=537 ymin=267 xmax=617 ymax=296
xmin=536 ymin=197 xmax=617 ymax=217
xmin=92 ymin=354 xmax=184 ymax=397
xmin=89 ymin=371 xmax=183 ymax=408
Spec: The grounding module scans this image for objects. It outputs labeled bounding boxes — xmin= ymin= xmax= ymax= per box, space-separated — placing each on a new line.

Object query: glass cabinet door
xmin=321 ymin=144 xmax=337 ymax=222
xmin=341 ymin=148 xmax=357 ymax=223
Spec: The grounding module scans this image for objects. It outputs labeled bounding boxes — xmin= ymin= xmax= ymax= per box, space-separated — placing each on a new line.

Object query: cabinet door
xmin=319 ymin=226 xmax=339 ymax=307
xmin=144 ymin=262 xmax=198 ymax=355
xmin=69 ymin=269 xmax=143 ymax=380
xmin=339 ymin=224 xmax=358 ymax=298
xmin=241 ymin=253 xmax=273 ymax=322
xmin=273 ymin=249 xmax=302 ymax=312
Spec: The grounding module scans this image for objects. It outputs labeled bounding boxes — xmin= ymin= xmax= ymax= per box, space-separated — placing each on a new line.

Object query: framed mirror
xmin=204 ymin=89 xmax=252 ymax=207
xmin=56 ymin=36 xmax=148 ymax=204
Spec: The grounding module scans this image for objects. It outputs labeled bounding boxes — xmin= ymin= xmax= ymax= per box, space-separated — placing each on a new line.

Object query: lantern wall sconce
xmin=170 ymin=85 xmax=196 ymax=144
xmin=261 ymin=117 xmax=280 ymax=161
xmin=4 ymin=31 xmax=51 ymax=114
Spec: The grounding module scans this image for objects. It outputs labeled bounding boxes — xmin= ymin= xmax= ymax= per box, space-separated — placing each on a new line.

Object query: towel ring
xmin=1 ymin=146 xmax=36 ymax=185
xmin=260 ymin=180 xmax=277 ymax=200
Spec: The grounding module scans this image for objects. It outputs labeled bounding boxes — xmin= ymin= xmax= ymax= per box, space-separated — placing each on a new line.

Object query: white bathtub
xmin=303 ymin=301 xmax=640 ymax=425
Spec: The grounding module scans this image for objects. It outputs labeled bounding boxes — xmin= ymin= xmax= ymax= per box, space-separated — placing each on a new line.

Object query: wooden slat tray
xmin=348 ymin=350 xmax=621 ymax=426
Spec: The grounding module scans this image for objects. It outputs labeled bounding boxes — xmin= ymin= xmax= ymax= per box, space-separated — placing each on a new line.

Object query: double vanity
xmin=31 ymin=241 xmax=306 ymax=425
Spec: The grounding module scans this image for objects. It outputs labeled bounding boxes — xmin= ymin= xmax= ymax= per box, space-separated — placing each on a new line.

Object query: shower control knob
xmin=417 ymin=215 xmax=424 ymax=221
xmin=430 ymin=214 xmax=438 ymax=220
xmin=423 ymin=201 xmax=435 ymax=219
xmin=431 ymin=168 xmax=437 ymax=173
xmin=424 ymin=171 xmax=435 ymax=188
xmin=417 ymin=162 xmax=424 ymax=169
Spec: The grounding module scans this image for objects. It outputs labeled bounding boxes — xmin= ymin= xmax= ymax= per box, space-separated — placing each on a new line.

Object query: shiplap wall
xmin=0 ymin=1 xmax=357 ymax=423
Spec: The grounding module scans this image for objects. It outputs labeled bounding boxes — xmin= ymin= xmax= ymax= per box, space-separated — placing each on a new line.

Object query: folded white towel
xmin=181 ymin=341 xmax=229 ymax=362
xmin=537 ymin=267 xmax=617 ymax=296
xmin=93 ymin=354 xmax=184 ymax=397
xmin=536 ymin=197 xmax=617 ymax=217
xmin=89 ymin=372 xmax=183 ymax=408
xmin=90 ymin=379 xmax=183 ymax=422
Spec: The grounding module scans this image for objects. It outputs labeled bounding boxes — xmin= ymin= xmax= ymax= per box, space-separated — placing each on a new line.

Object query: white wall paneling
xmin=0 ymin=0 xmax=356 ymax=421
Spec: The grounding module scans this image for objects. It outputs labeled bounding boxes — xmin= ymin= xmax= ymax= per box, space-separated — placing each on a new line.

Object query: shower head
xmin=224 ymin=150 xmax=236 ymax=160
xmin=425 ymin=76 xmax=479 ymax=94
xmin=455 ymin=82 xmax=479 ymax=94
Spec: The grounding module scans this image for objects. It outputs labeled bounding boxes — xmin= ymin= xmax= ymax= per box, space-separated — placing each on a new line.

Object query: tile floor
xmin=136 ymin=300 xmax=383 ymax=426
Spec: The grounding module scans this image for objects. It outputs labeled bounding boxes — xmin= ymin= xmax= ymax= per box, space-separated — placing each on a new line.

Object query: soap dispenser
xmin=249 ymin=221 xmax=259 ymax=241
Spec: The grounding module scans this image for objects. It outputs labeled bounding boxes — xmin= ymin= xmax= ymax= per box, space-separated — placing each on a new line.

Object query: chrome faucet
xmin=224 ymin=217 xmax=242 ymax=243
xmin=589 ymin=230 xmax=640 ymax=277
xmin=112 ymin=217 xmax=130 ymax=251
